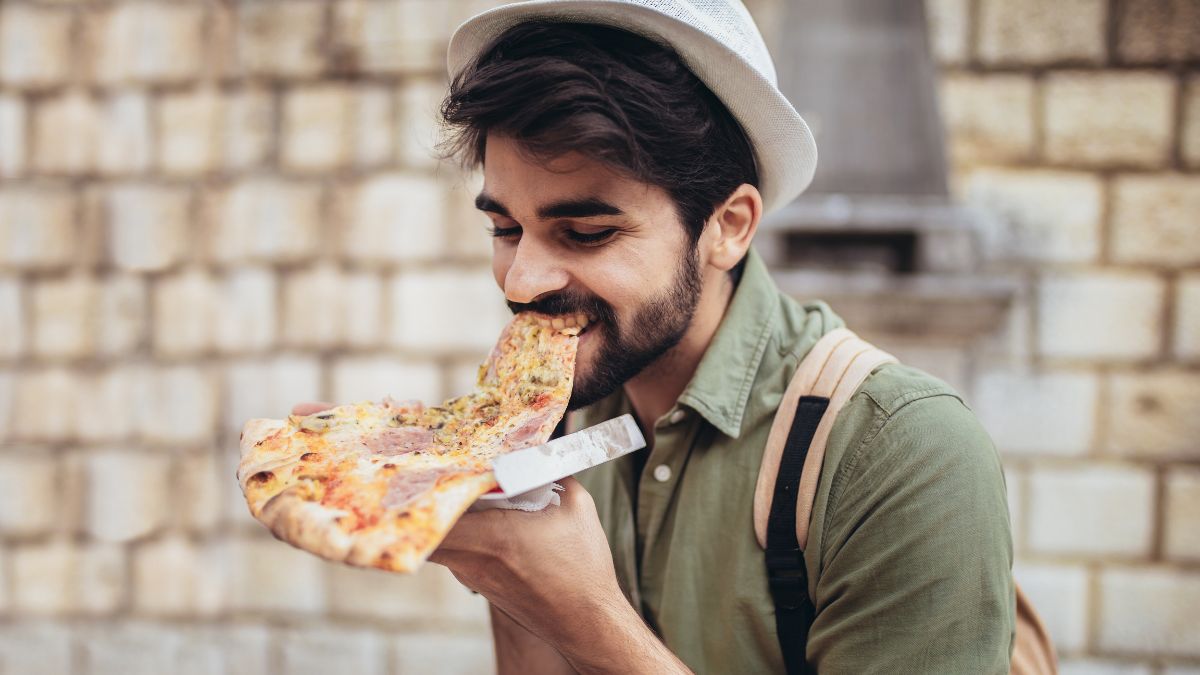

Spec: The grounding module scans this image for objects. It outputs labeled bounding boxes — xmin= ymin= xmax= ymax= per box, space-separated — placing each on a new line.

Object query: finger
xmin=291 ymin=401 xmax=336 ymax=416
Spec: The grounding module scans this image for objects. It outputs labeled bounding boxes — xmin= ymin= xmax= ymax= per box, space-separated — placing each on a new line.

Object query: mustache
xmin=507 ymin=292 xmax=616 ymax=325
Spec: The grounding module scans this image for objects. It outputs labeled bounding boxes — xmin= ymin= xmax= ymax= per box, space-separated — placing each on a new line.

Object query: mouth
xmin=533 ymin=312 xmax=596 ymax=336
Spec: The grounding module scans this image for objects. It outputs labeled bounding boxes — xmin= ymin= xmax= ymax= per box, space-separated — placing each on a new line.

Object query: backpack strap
xmin=754 ymin=329 xmax=898 ymax=549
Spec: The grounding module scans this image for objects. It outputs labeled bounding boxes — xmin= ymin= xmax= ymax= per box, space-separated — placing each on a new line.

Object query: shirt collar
xmin=674 ymin=247 xmax=780 ymax=439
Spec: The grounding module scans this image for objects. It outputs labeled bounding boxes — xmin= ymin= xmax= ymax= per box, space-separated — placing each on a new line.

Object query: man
xmin=302 ymin=1 xmax=1014 ymax=672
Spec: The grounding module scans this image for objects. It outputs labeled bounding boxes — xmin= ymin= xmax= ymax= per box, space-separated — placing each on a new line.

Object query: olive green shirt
xmin=572 ymin=249 xmax=1015 ymax=674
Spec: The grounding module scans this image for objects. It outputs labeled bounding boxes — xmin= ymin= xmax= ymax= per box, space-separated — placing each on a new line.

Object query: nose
xmin=502 ymin=236 xmax=571 ymax=304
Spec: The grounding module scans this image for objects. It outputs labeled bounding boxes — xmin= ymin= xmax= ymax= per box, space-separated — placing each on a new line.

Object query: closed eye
xmin=487 ymin=224 xmax=522 ymax=239
xmin=565 ymin=228 xmax=618 ymax=245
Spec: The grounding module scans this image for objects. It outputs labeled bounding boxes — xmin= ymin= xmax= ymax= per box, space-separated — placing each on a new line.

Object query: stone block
xmin=0 ymin=276 xmax=23 ymax=358
xmin=1116 ymin=0 xmax=1200 ymax=63
xmin=135 ymin=365 xmax=218 ymax=445
xmin=1059 ymin=660 xmax=1152 ymax=675
xmin=0 ymin=187 xmax=76 ymax=269
xmin=282 ymin=265 xmax=385 ymax=349
xmin=1176 ymin=274 xmax=1200 ymax=360
xmin=77 ymin=366 xmax=141 ymax=442
xmin=1036 ymin=272 xmax=1164 ymax=360
xmin=338 ymin=173 xmax=446 ymax=263
xmin=12 ymin=541 xmax=124 ymax=615
xmin=328 ymin=557 xmax=448 ymax=622
xmin=1165 ymin=467 xmax=1200 ymax=561
xmin=1013 ymin=563 xmax=1089 ymax=653
xmin=134 ymin=537 xmax=224 ymax=617
xmin=0 ymin=94 xmax=25 ymax=177
xmin=1112 ymin=174 xmax=1200 ymax=266
xmin=34 ymin=92 xmax=98 ymax=174
xmin=223 ymin=88 xmax=274 ymax=171
xmin=158 ymin=88 xmax=220 ymax=175
xmin=223 ymin=355 xmax=322 ymax=434
xmin=388 ymin=268 xmax=511 ymax=353
xmin=397 ymin=77 xmax=447 ymax=169
xmin=214 ymin=267 xmax=277 ymax=354
xmin=13 ymin=367 xmax=78 ymax=441
xmin=971 ymin=366 xmax=1097 ymax=456
xmin=330 ymin=355 xmax=442 ymax=405
xmin=977 ymin=0 xmax=1106 ymax=64
xmin=81 ymin=623 xmax=176 ymax=675
xmin=97 ymin=91 xmax=152 ymax=175
xmin=331 ymin=0 xmax=453 ymax=74
xmin=97 ymin=274 xmax=146 ymax=356
xmin=31 ymin=275 xmax=94 ymax=359
xmin=1107 ymin=370 xmax=1200 ymax=460
xmin=85 ymin=450 xmax=170 ymax=542
xmin=1028 ymin=463 xmax=1155 ymax=557
xmin=1043 ymin=72 xmax=1175 ymax=168
xmin=76 ymin=543 xmax=126 ymax=614
xmin=1185 ymin=77 xmax=1200 ymax=168
xmin=279 ymin=628 xmax=385 ymax=675
xmin=924 ymin=0 xmax=969 ymax=65
xmin=391 ymin=633 xmax=497 ymax=675
xmin=225 ymin=538 xmax=327 ymax=614
xmin=173 ymin=625 xmax=272 ymax=675
xmin=443 ymin=170 xmax=495 ymax=261
xmin=354 ymin=85 xmax=394 ymax=166
xmin=282 ymin=85 xmax=352 ymax=171
xmin=206 ymin=180 xmax=322 ymax=264
xmin=0 ymin=622 xmax=73 ymax=675
xmin=107 ymin=184 xmax=192 ymax=271
xmin=0 ymin=454 xmax=57 ymax=536
xmin=0 ymin=5 xmax=74 ymax=88
xmin=0 ymin=371 xmax=10 ymax=441
xmin=234 ymin=1 xmax=326 ymax=78
xmin=153 ymin=268 xmax=218 ymax=357
xmin=91 ymin=2 xmax=205 ymax=84
xmin=1005 ymin=467 xmax=1025 ymax=554
xmin=177 ymin=451 xmax=222 ymax=534
xmin=1099 ymin=567 xmax=1200 ymax=657
xmin=938 ymin=74 xmax=1037 ymax=164
xmin=963 ymin=168 xmax=1102 ymax=263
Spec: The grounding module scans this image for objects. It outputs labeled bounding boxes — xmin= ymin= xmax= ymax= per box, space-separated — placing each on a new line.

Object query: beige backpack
xmin=753 ymin=328 xmax=1057 ymax=674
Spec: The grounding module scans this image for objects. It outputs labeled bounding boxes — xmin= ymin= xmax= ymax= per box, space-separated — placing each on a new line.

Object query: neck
xmin=623 ymin=270 xmax=735 ymax=437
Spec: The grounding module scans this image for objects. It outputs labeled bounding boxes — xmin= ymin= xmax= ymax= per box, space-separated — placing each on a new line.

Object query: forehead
xmin=480 ymin=134 xmax=668 ymax=215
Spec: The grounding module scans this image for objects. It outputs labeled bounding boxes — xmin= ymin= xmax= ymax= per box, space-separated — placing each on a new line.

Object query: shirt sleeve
xmin=804 ymin=393 xmax=1015 ymax=674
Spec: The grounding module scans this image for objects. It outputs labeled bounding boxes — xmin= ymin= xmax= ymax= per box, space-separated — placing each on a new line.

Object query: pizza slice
xmin=237 ymin=311 xmax=586 ymax=573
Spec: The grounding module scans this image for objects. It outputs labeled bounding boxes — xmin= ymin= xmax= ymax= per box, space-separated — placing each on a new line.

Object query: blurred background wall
xmin=0 ymin=0 xmax=1195 ymax=673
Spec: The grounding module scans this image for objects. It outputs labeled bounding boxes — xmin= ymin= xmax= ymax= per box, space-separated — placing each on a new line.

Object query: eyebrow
xmin=474 ymin=192 xmax=625 ymax=220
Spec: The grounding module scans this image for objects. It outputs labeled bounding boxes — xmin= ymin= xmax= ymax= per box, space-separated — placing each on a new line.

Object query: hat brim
xmin=446 ymin=0 xmax=817 ymax=215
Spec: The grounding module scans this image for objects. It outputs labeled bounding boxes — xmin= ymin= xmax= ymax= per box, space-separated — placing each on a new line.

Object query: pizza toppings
xmin=382 ymin=469 xmax=443 ymax=512
xmin=237 ymin=311 xmax=579 ymax=573
xmin=365 ymin=426 xmax=435 ymax=455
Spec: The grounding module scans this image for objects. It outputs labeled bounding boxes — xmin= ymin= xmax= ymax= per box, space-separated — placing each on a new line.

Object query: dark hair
xmin=437 ymin=21 xmax=759 ymax=246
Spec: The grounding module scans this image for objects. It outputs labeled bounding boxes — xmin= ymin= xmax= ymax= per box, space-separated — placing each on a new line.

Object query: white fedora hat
xmin=446 ymin=0 xmax=818 ymax=216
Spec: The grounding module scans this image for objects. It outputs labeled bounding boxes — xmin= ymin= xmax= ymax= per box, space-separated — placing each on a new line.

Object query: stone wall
xmin=0 ymin=0 xmax=1196 ymax=673
xmin=928 ymin=0 xmax=1200 ymax=672
xmin=0 ymin=1 xmax=512 ymax=672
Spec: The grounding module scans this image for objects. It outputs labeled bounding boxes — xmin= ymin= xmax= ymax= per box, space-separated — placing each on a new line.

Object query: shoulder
xmin=834 ymin=362 xmax=1002 ymax=492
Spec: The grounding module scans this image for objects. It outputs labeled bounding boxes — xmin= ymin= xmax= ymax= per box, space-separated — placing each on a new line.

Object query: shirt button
xmin=668 ymin=409 xmax=686 ymax=425
xmin=653 ymin=464 xmax=672 ymax=482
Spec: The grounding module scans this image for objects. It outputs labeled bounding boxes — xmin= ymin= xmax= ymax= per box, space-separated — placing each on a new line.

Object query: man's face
xmin=479 ymin=134 xmax=704 ymax=410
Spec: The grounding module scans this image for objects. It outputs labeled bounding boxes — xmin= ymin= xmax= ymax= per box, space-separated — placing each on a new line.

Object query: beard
xmin=507 ymin=246 xmax=703 ymax=410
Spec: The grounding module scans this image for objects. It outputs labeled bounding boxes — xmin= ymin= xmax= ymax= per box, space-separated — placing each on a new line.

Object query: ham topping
xmin=381 ymin=469 xmax=443 ymax=512
xmin=365 ymin=427 xmax=435 ymax=456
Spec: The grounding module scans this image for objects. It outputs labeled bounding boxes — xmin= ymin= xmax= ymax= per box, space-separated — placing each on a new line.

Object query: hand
xmin=429 ymin=477 xmax=628 ymax=651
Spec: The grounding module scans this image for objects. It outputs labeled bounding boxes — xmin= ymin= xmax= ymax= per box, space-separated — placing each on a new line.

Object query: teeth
xmin=533 ymin=313 xmax=591 ymax=331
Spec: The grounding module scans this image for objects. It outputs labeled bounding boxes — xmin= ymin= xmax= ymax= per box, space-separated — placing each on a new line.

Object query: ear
xmin=703 ymin=183 xmax=762 ymax=272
